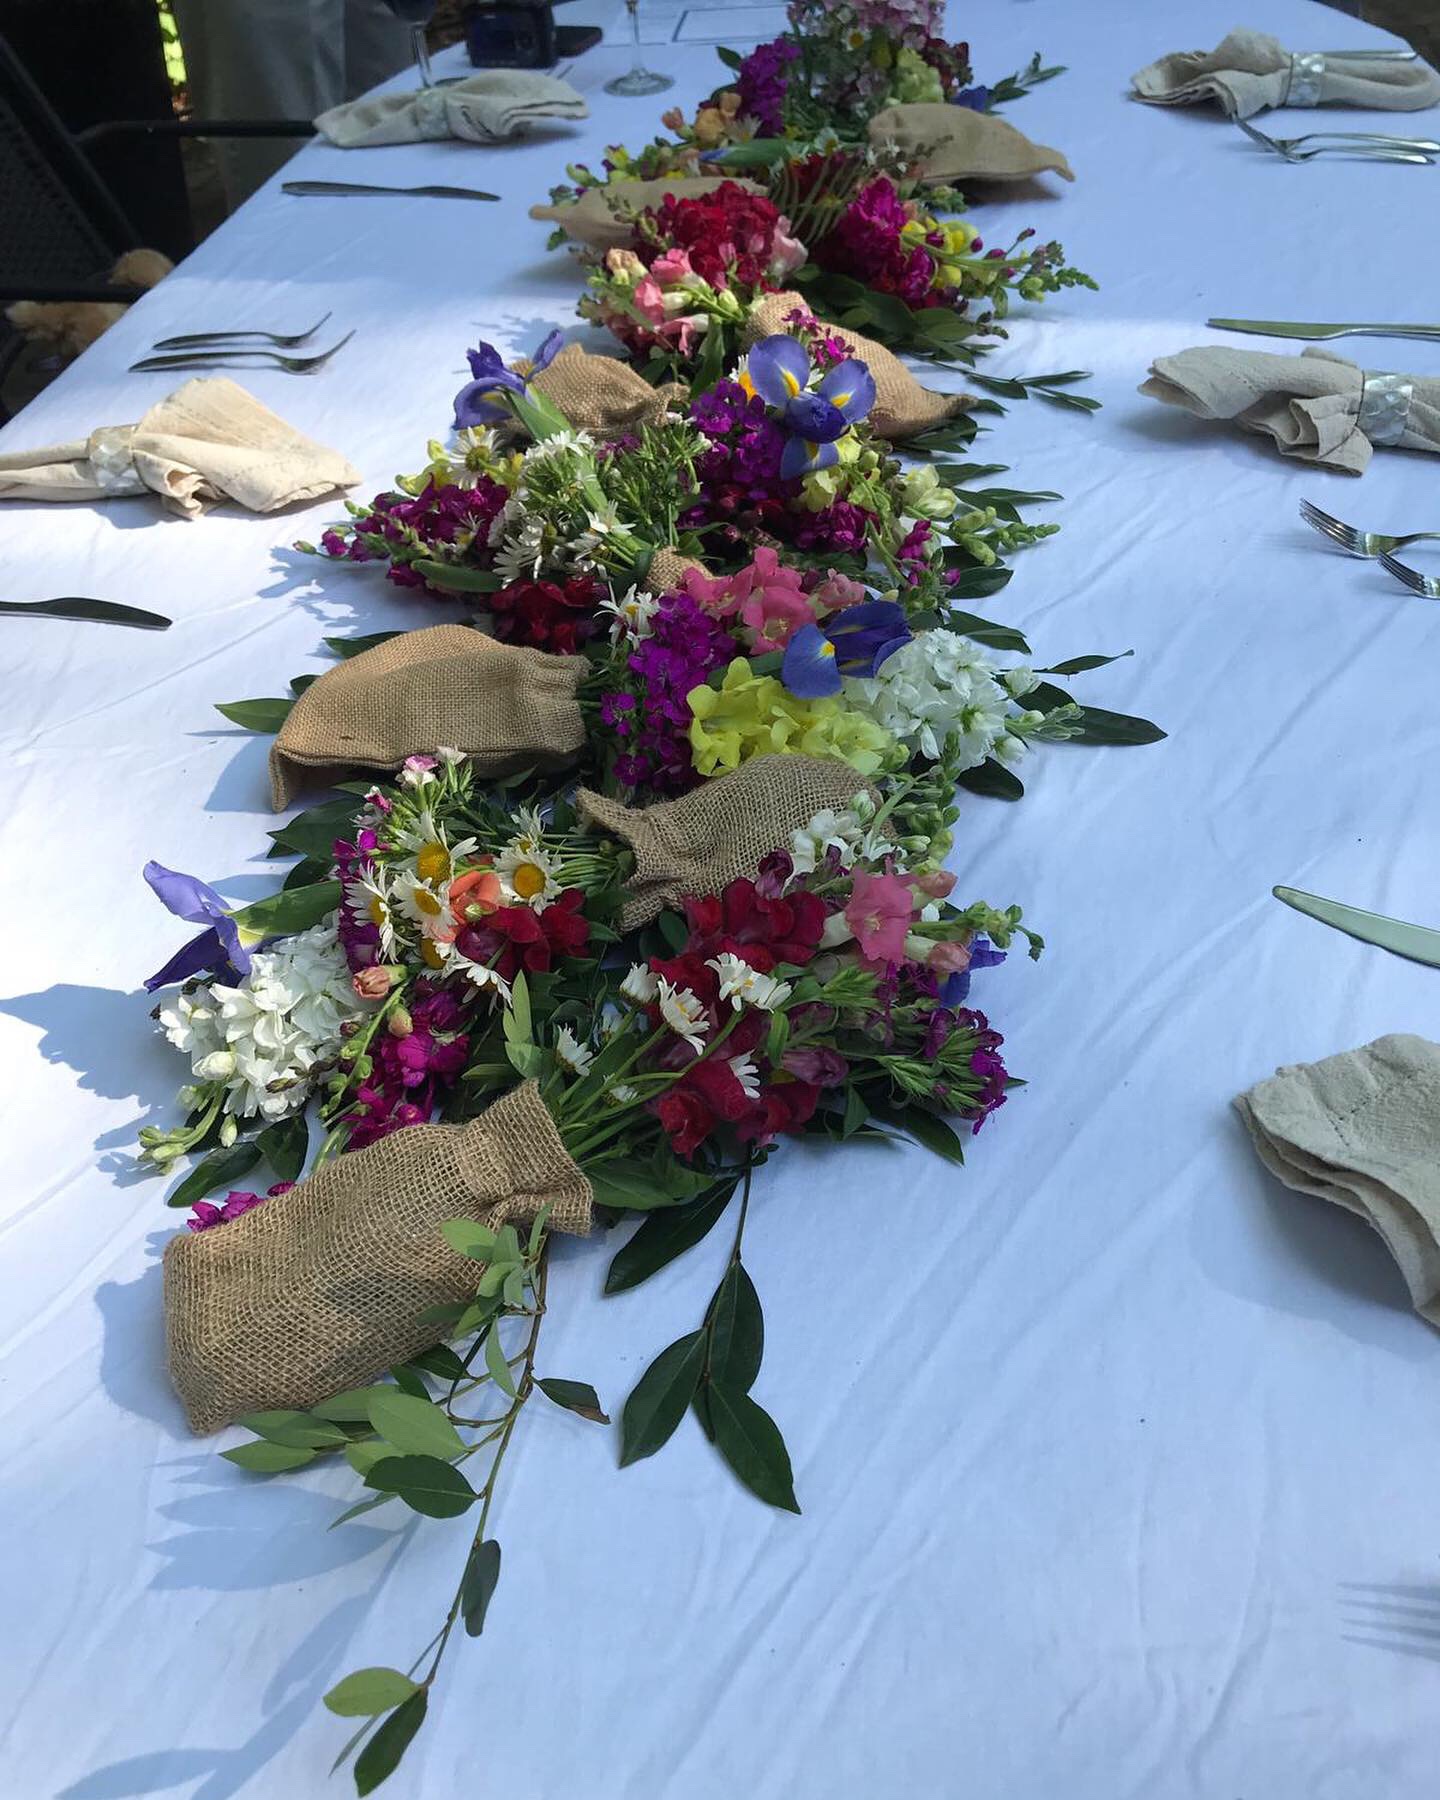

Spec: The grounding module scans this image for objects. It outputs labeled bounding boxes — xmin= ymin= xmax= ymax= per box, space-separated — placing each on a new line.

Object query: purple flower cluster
xmin=188 ymin=1181 xmax=294 ymax=1233
xmin=816 ymin=178 xmax=935 ymax=308
xmin=601 ymin=591 xmax=732 ymax=795
xmin=345 ymin=985 xmax=472 ymax=1149
xmin=735 ymin=37 xmax=799 ymax=136
xmin=319 ymin=478 xmax=509 ymax=594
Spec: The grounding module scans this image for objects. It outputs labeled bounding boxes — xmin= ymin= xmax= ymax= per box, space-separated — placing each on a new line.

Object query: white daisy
xmin=451 ymin=955 xmax=513 ymax=1008
xmin=657 ymin=978 xmax=709 ymax=1055
xmin=728 ymin=1052 xmax=761 ymax=1100
xmin=391 ymin=870 xmax=452 ymax=939
xmin=345 ymin=869 xmax=397 ymax=957
xmin=598 ymin=584 xmax=660 ymax=644
xmin=554 ymin=1026 xmax=595 ymax=1077
xmin=706 ymin=953 xmax=792 ymax=1012
xmin=495 ymin=840 xmax=559 ymax=910
xmin=620 ymin=962 xmax=658 ymax=1003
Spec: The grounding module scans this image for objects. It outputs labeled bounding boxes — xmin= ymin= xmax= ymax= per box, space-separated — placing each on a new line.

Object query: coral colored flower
xmin=927 ymin=939 xmax=972 ymax=977
xmin=352 ymin=966 xmax=393 ymax=1000
xmin=845 ymin=870 xmax=916 ymax=968
xmin=449 ymin=868 xmax=503 ymax=927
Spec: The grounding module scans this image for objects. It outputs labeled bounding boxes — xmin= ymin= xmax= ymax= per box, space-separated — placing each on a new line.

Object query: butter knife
xmin=1209 ymin=318 xmax=1440 ymax=342
xmin=282 ymin=179 xmax=498 ymax=201
xmin=0 ymin=597 xmax=172 ymax=630
xmin=1274 ymin=884 xmax=1440 ymax=967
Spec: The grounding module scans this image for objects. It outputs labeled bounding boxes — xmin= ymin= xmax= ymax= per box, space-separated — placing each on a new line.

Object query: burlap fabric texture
xmin=530 ymin=342 xmax=687 ymax=437
xmin=530 ymin=174 xmax=763 ymax=252
xmin=742 ymin=290 xmax=971 ymax=440
xmin=165 ymin=1081 xmax=592 ymax=1434
xmin=269 ymin=625 xmax=587 ymax=810
xmin=645 ymin=545 xmax=710 ymax=593
xmin=867 ymin=103 xmax=1074 ymax=185
xmin=578 ymin=754 xmax=875 ymax=930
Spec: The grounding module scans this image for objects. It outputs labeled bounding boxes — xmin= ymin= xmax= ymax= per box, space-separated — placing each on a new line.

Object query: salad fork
xmin=1234 ymin=118 xmax=1437 ymax=162
xmin=1300 ymin=499 xmax=1440 ymax=559
xmin=129 ymin=330 xmax=355 ymax=376
xmin=1378 ymin=550 xmax=1440 ymax=598
xmin=151 ymin=310 xmax=332 ymax=351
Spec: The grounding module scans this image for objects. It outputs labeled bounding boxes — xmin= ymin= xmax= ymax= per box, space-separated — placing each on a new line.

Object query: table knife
xmin=1209 ymin=318 xmax=1440 ymax=342
xmin=282 ymin=179 xmax=498 ymax=201
xmin=1274 ymin=884 xmax=1440 ymax=967
xmin=0 ymin=597 xmax=172 ymax=630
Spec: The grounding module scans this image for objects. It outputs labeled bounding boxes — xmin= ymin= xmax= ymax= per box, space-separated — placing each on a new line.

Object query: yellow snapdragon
xmin=688 ymin=660 xmax=897 ymax=779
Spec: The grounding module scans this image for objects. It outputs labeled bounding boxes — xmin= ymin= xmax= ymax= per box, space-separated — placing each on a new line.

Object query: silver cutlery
xmin=1378 ymin=550 xmax=1440 ymax=598
xmin=151 ymin=311 xmax=333 ymax=351
xmin=1318 ymin=49 xmax=1418 ymax=61
xmin=1300 ymin=499 xmax=1440 ymax=558
xmin=1275 ymin=885 xmax=1440 ymax=967
xmin=0 ymin=597 xmax=172 ymax=629
xmin=1210 ymin=317 xmax=1440 ymax=342
xmin=1234 ymin=118 xmax=1437 ymax=162
xmin=129 ymin=329 xmax=355 ymax=376
xmin=281 ymin=179 xmax=499 ymax=201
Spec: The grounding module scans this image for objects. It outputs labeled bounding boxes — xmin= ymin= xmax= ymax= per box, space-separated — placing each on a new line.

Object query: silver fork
xmin=150 ymin=310 xmax=332 ymax=352
xmin=128 ymin=330 xmax=355 ymax=375
xmin=1379 ymin=550 xmax=1440 ymax=598
xmin=1300 ymin=498 xmax=1440 ymax=559
xmin=1235 ymin=118 xmax=1438 ymax=162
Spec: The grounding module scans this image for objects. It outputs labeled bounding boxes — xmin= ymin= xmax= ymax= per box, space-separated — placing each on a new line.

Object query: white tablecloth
xmin=5 ymin=4 xmax=1440 ymax=1795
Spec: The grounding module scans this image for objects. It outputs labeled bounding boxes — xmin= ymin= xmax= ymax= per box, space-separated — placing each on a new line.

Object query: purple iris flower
xmin=781 ymin=600 xmax=911 ymax=698
xmin=142 ymin=862 xmax=251 ymax=993
xmin=951 ymin=85 xmax=991 ymax=111
xmin=745 ymin=336 xmax=877 ymax=481
xmin=453 ymin=329 xmax=564 ymax=428
xmin=940 ymin=936 xmax=1006 ymax=1008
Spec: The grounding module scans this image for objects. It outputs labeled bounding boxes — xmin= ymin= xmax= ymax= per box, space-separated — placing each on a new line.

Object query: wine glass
xmin=605 ymin=0 xmax=674 ymax=97
xmin=382 ymin=0 xmax=437 ymax=88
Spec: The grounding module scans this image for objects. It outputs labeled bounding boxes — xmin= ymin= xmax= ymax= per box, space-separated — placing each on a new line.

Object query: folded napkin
xmin=1237 ymin=1034 xmax=1440 ymax=1326
xmin=316 ymin=71 xmax=587 ymax=146
xmin=1139 ymin=345 xmax=1440 ymax=475
xmin=0 ymin=377 xmax=360 ymax=517
xmin=867 ymin=103 xmax=1073 ymax=184
xmin=1132 ymin=28 xmax=1440 ymax=118
xmin=531 ymin=175 xmax=764 ymax=252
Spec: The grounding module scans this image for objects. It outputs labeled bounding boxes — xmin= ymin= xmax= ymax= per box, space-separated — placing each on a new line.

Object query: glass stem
xmin=628 ymin=0 xmax=643 ymax=74
xmin=412 ymin=23 xmax=434 ymax=88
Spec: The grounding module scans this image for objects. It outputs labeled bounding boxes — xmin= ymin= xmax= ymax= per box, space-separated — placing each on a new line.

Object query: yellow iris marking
xmin=782 ymin=368 xmax=802 ymax=397
xmin=805 ymin=441 xmax=820 ymax=458
xmin=821 ymin=642 xmax=835 ymax=658
xmin=738 ymin=369 xmax=757 ymax=398
xmin=511 ymin=862 xmax=547 ymax=900
xmin=831 ymin=390 xmax=851 ymax=408
xmin=415 ymin=842 xmax=450 ymax=884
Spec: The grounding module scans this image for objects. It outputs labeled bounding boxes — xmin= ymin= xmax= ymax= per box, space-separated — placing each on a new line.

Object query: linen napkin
xmin=0 ymin=376 xmax=360 ymax=517
xmin=531 ymin=175 xmax=765 ymax=252
xmin=1139 ymin=345 xmax=1440 ymax=475
xmin=1132 ymin=28 xmax=1440 ymax=119
xmin=867 ymin=103 xmax=1073 ymax=184
xmin=316 ymin=71 xmax=587 ymax=147
xmin=1236 ymin=1034 xmax=1440 ymax=1326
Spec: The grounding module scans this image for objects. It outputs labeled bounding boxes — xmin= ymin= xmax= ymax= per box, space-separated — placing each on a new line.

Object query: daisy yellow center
xmin=367 ymin=896 xmax=387 ymax=926
xmin=415 ymin=842 xmax=450 ymax=884
xmin=421 ymin=938 xmax=446 ymax=969
xmin=511 ymin=861 xmax=547 ymax=899
xmin=413 ymin=888 xmax=443 ymax=916
xmin=738 ymin=369 xmax=757 ymax=399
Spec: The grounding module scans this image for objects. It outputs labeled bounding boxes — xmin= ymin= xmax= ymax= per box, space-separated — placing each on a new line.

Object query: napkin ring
xmin=1358 ymin=372 xmax=1415 ymax=445
xmin=1284 ymin=53 xmax=1326 ymax=106
xmin=414 ymin=87 xmax=450 ymax=139
xmin=88 ymin=425 xmax=146 ymax=496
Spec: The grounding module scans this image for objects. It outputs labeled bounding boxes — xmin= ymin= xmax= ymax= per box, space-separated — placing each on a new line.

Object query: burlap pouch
xmin=867 ymin=104 xmax=1074 ymax=185
xmin=164 ymin=1081 xmax=592 ymax=1433
xmin=530 ymin=342 xmax=687 ymax=437
xmin=645 ymin=545 xmax=710 ymax=593
xmin=579 ymin=753 xmax=875 ymax=929
xmin=742 ymin=290 xmax=972 ymax=440
xmin=530 ymin=174 xmax=763 ymax=252
xmin=270 ymin=624 xmax=586 ymax=810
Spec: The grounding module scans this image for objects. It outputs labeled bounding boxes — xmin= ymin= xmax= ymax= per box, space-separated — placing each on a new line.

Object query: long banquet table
xmin=6 ymin=2 xmax=1440 ymax=1795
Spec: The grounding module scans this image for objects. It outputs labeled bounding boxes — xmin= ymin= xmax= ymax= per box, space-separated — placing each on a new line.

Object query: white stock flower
xmin=620 ymin=962 xmax=658 ymax=1004
xmin=554 ymin=1026 xmax=594 ymax=1076
xmin=657 ymin=977 xmax=709 ymax=1054
xmin=706 ymin=952 xmax=792 ymax=1012
xmin=845 ymin=629 xmax=1012 ymax=768
xmin=1003 ymin=665 xmax=1041 ymax=699
xmin=791 ymin=806 xmax=866 ymax=876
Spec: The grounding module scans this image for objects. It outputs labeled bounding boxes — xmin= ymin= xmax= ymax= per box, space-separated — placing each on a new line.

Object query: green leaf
xmin=406 ymin=1345 xmax=469 ymax=1382
xmin=354 ymin=1690 xmax=428 ymax=1796
xmin=387 ymin=1363 xmax=430 ymax=1398
xmin=943 ymin=610 xmax=1031 ymax=654
xmin=1040 ymin=651 xmax=1132 ymax=678
xmin=957 ymin=759 xmax=1024 ymax=802
xmin=707 ymin=1264 xmax=763 ymax=1394
xmin=324 ymin=630 xmax=403 ymax=660
xmin=619 ymin=1330 xmax=706 ymax=1466
xmin=505 ymin=970 xmax=532 ymax=1044
xmin=290 ymin=674 xmax=318 ymax=697
xmin=226 ymin=880 xmax=342 ymax=942
xmin=166 ymin=1142 xmax=261 ymax=1209
xmin=460 ymin=1538 xmax=502 ymax=1637
xmin=1037 ymin=387 xmax=1102 ymax=414
xmin=588 ymin=1154 xmax=710 ymax=1213
xmin=604 ymin=1183 xmax=735 ymax=1294
xmin=484 ymin=1328 xmax=517 ymax=1399
xmin=439 ymin=1218 xmax=498 ymax=1262
xmin=215 ymin=697 xmax=293 ymax=733
xmin=890 ymin=1107 xmax=967 ymax=1165
xmin=329 ymin=1491 xmax=394 ymax=1529
xmin=314 ymin=1386 xmax=393 ymax=1422
xmin=656 ymin=909 xmax=688 ymax=953
xmin=504 ymin=1040 xmax=545 ymax=1080
xmin=268 ymin=795 xmax=359 ymax=862
xmin=364 ymin=1454 xmax=477 ymax=1519
xmin=947 ymin=565 xmax=1013 ymax=601
xmin=221 ymin=1439 xmax=316 ymax=1474
xmin=237 ymin=1409 xmax=347 ymax=1449
xmin=344 ymin=1440 xmax=398 ymax=1478
xmin=410 ymin=559 xmax=502 ymax=593
xmin=367 ymin=1390 xmax=465 ymax=1460
xmin=1066 ymin=705 xmax=1167 ymax=747
xmin=841 ymin=1083 xmax=869 ymax=1138
xmin=714 ymin=43 xmax=743 ymax=70
xmin=538 ymin=1378 xmax=610 ymax=1424
xmin=708 ymin=1386 xmax=800 ymax=1513
xmin=323 ymin=1668 xmax=420 ymax=1718
xmin=258 ymin=1115 xmax=308 ymax=1183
